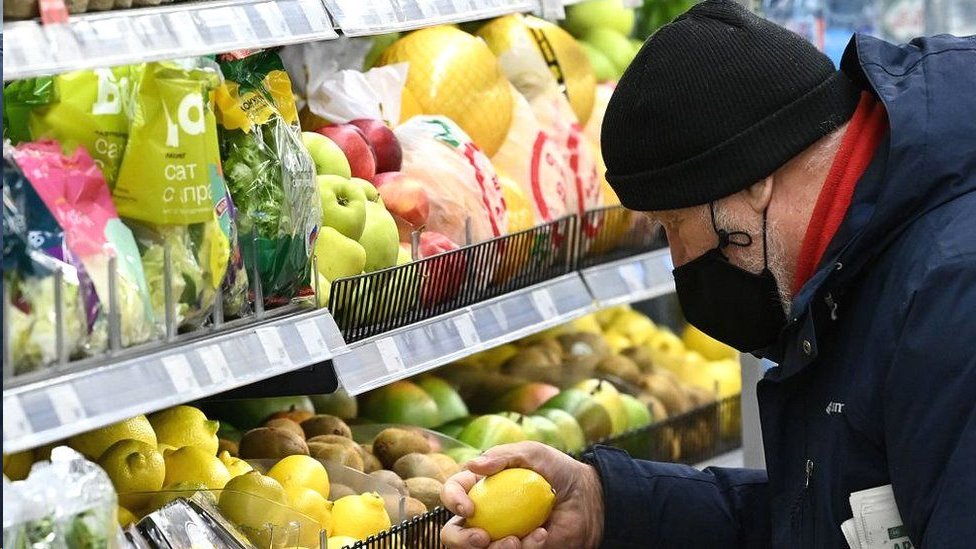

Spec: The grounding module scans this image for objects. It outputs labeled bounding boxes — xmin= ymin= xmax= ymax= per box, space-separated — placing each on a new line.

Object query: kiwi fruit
xmin=263 ymin=418 xmax=306 ymax=440
xmin=404 ymin=497 xmax=429 ymax=519
xmin=504 ymin=347 xmax=562 ymax=385
xmin=558 ymin=332 xmax=611 ymax=360
xmin=405 ymin=477 xmax=443 ymax=510
xmin=621 ymin=346 xmax=656 ymax=373
xmin=373 ymin=428 xmax=431 ymax=469
xmin=307 ymin=434 xmax=363 ymax=458
xmin=638 ymin=393 xmax=669 ymax=421
xmin=300 ymin=415 xmax=352 ymax=439
xmin=393 ymin=453 xmax=446 ymax=482
xmin=368 ymin=469 xmax=407 ymax=494
xmin=307 ymin=442 xmax=364 ymax=471
xmin=428 ymin=453 xmax=460 ymax=478
xmin=596 ymin=355 xmax=643 ymax=384
xmin=684 ymin=385 xmax=717 ymax=407
xmin=363 ymin=451 xmax=382 ymax=473
xmin=329 ymin=483 xmax=356 ymax=499
xmin=238 ymin=427 xmax=309 ymax=459
xmin=641 ymin=373 xmax=692 ymax=415
xmin=218 ymin=438 xmax=239 ymax=457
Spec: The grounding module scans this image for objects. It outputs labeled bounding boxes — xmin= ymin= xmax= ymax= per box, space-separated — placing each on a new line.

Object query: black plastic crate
xmin=578 ymin=205 xmax=667 ymax=269
xmin=346 ymin=507 xmax=452 ymax=549
xmin=588 ymin=394 xmax=742 ymax=464
xmin=330 ymin=216 xmax=578 ymax=343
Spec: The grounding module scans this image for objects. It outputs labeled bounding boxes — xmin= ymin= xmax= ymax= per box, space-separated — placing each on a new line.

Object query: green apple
xmin=540 ymin=389 xmax=613 ymax=443
xmin=563 ymin=0 xmax=635 ymax=37
xmin=535 ymin=408 xmax=587 ymax=454
xmin=397 ymin=245 xmax=412 ymax=265
xmin=359 ymin=380 xmax=440 ymax=428
xmin=317 ymin=174 xmax=367 ymax=240
xmin=416 ymin=375 xmax=469 ymax=425
xmin=499 ymin=413 xmax=562 ymax=450
xmin=619 ymin=393 xmax=653 ymax=431
xmin=315 ymin=226 xmax=366 ymax=281
xmin=436 ymin=415 xmax=477 ymax=440
xmin=444 ymin=446 xmax=482 ymax=466
xmin=352 ymin=178 xmax=400 ymax=272
xmin=575 ymin=379 xmax=629 ymax=435
xmin=581 ymin=42 xmax=620 ymax=82
xmin=309 ymin=388 xmax=357 ymax=419
xmin=458 ymin=414 xmax=527 ymax=451
xmin=303 ymin=132 xmax=352 ymax=178
xmin=582 ymin=28 xmax=637 ymax=74
xmin=498 ymin=412 xmax=541 ymax=442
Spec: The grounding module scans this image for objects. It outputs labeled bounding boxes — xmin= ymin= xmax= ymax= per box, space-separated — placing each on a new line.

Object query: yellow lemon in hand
xmin=149 ymin=405 xmax=220 ymax=456
xmin=98 ymin=439 xmax=165 ymax=509
xmin=163 ymin=446 xmax=230 ymax=490
xmin=331 ymin=492 xmax=391 ymax=540
xmin=268 ymin=455 xmax=330 ymax=499
xmin=466 ymin=468 xmax=556 ymax=540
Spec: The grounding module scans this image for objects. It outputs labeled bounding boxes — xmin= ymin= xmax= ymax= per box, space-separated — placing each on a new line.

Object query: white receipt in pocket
xmin=841 ymin=484 xmax=913 ymax=549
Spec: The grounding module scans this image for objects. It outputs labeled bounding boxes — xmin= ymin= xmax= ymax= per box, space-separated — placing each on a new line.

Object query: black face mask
xmin=672 ymin=203 xmax=787 ymax=353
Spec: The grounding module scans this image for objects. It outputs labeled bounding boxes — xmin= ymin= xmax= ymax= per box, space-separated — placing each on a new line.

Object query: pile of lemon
xmin=8 ymin=405 xmax=390 ymax=548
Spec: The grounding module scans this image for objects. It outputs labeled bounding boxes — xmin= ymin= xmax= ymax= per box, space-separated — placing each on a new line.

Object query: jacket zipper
xmin=791 ymin=459 xmax=815 ymax=547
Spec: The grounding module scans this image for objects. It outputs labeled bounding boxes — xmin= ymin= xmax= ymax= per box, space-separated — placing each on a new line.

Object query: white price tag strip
xmin=256 ymin=327 xmax=291 ymax=368
xmin=48 ymin=385 xmax=86 ymax=425
xmin=296 ymin=319 xmax=330 ymax=361
xmin=532 ymin=289 xmax=560 ymax=319
xmin=375 ymin=337 xmax=406 ymax=374
xmin=4 ymin=397 xmax=33 ymax=440
xmin=204 ymin=7 xmax=258 ymax=43
xmin=453 ymin=314 xmax=480 ymax=348
xmin=162 ymin=355 xmax=199 ymax=393
xmin=489 ymin=303 xmax=509 ymax=331
xmin=167 ymin=12 xmax=203 ymax=49
xmin=298 ymin=0 xmax=332 ymax=32
xmin=618 ymin=263 xmax=645 ymax=293
xmin=255 ymin=2 xmax=290 ymax=37
xmin=8 ymin=24 xmax=50 ymax=68
xmin=197 ymin=345 xmax=232 ymax=385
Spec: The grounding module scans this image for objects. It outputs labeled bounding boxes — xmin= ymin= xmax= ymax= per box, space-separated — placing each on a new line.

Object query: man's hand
xmin=439 ymin=441 xmax=604 ymax=549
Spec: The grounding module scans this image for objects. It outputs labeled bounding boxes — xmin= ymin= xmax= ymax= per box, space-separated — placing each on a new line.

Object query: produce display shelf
xmin=2 ymin=0 xmax=338 ymax=81
xmin=332 ymin=272 xmax=596 ymax=395
xmin=581 ymin=247 xmax=676 ymax=308
xmin=324 ymin=0 xmax=539 ymax=36
xmin=2 ymin=307 xmax=345 ymax=454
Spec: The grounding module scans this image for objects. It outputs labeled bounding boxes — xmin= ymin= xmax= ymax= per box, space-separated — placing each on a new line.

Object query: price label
xmin=3 ymin=397 xmax=33 ymax=440
xmin=619 ymin=263 xmax=645 ymax=294
xmin=297 ymin=0 xmax=333 ymax=32
xmin=7 ymin=24 xmax=50 ymax=69
xmin=132 ymin=14 xmax=179 ymax=51
xmin=256 ymin=327 xmax=291 ymax=368
xmin=48 ymin=385 xmax=86 ymax=425
xmin=202 ymin=7 xmax=258 ymax=44
xmin=254 ymin=2 xmax=290 ymax=37
xmin=375 ymin=337 xmax=405 ymax=374
xmin=489 ymin=303 xmax=509 ymax=331
xmin=537 ymin=0 xmax=566 ymax=22
xmin=532 ymin=289 xmax=559 ymax=319
xmin=167 ymin=12 xmax=203 ymax=49
xmin=197 ymin=345 xmax=232 ymax=385
xmin=296 ymin=319 xmax=330 ymax=361
xmin=453 ymin=314 xmax=480 ymax=348
xmin=162 ymin=355 xmax=199 ymax=393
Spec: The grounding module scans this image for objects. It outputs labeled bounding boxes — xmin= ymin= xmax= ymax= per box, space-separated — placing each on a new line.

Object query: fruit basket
xmin=578 ymin=205 xmax=668 ymax=268
xmin=330 ymin=215 xmax=579 ymax=342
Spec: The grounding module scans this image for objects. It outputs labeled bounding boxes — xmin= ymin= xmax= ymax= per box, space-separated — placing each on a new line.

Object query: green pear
xmin=315 ymin=226 xmax=366 ymax=281
xmin=318 ymin=174 xmax=367 ymax=240
xmin=458 ymin=414 xmax=527 ymax=451
xmin=575 ymin=379 xmax=629 ymax=435
xmin=352 ymin=178 xmax=400 ymax=272
xmin=581 ymin=42 xmax=619 ymax=82
xmin=563 ymin=0 xmax=635 ymax=37
xmin=499 ymin=413 xmax=562 ymax=451
xmin=619 ymin=393 xmax=653 ymax=431
xmin=540 ymin=389 xmax=613 ymax=443
xmin=535 ymin=408 xmax=587 ymax=454
xmin=303 ymin=132 xmax=352 ymax=178
xmin=436 ymin=415 xmax=477 ymax=440
xmin=582 ymin=28 xmax=637 ymax=73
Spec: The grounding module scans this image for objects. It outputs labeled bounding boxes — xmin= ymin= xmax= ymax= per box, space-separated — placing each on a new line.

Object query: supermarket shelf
xmin=2 ymin=308 xmax=345 ymax=454
xmin=332 ymin=272 xmax=596 ymax=395
xmin=2 ymin=0 xmax=338 ymax=81
xmin=581 ymin=247 xmax=675 ymax=308
xmin=324 ymin=0 xmax=538 ymax=36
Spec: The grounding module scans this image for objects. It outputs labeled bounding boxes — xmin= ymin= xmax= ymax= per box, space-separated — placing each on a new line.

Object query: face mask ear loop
xmin=710 ymin=201 xmax=730 ymax=249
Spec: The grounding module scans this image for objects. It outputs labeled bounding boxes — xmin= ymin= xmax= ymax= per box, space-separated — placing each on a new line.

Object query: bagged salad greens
xmin=215 ymin=50 xmax=320 ymax=307
xmin=3 ymin=156 xmax=90 ymax=374
xmin=114 ymin=60 xmax=240 ymax=329
xmin=9 ymin=140 xmax=157 ymax=358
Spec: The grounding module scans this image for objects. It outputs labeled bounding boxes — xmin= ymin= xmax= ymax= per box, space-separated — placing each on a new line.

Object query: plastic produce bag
xmin=10 ymin=140 xmax=157 ymax=355
xmin=5 ymin=447 xmax=122 ymax=549
xmin=4 ymin=67 xmax=132 ymax=185
xmin=395 ymin=116 xmax=508 ymax=244
xmin=215 ymin=50 xmax=320 ymax=307
xmin=3 ymin=156 xmax=90 ymax=374
xmin=115 ymin=60 xmax=232 ymax=329
xmin=491 ymin=84 xmax=572 ymax=224
xmin=302 ymin=63 xmax=408 ymax=128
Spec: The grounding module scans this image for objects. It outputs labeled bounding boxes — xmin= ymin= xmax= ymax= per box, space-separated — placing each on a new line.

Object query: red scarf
xmin=792 ymin=92 xmax=888 ymax=293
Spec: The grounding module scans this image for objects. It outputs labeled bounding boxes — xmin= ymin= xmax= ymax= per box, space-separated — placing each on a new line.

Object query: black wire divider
xmin=577 ymin=205 xmax=668 ymax=269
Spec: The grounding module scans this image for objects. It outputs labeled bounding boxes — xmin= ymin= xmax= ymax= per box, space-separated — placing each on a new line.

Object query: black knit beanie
xmin=602 ymin=0 xmax=860 ymax=211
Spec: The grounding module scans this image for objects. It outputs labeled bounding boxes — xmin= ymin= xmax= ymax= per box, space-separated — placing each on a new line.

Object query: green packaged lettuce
xmin=215 ymin=50 xmax=320 ymax=306
xmin=115 ymin=60 xmax=233 ymax=329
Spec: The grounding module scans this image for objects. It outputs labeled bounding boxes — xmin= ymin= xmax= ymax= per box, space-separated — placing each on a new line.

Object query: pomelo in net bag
xmin=491 ymin=84 xmax=571 ymax=225
xmin=376 ymin=26 xmax=514 ymax=156
xmin=394 ymin=116 xmax=508 ymax=245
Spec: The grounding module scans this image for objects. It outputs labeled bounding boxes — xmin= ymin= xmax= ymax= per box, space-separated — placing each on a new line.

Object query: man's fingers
xmin=441 ymin=516 xmax=491 ymax=549
xmin=466 ymin=441 xmax=553 ymax=477
xmin=520 ymin=528 xmax=549 ymax=549
xmin=442 ymin=470 xmax=480 ymax=516
xmin=486 ymin=536 xmax=521 ymax=549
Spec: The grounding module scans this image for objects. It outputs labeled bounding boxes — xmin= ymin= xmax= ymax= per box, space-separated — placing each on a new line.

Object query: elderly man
xmin=440 ymin=1 xmax=976 ymax=547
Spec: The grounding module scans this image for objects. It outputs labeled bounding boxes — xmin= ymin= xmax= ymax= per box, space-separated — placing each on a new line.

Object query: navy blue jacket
xmin=585 ymin=34 xmax=976 ymax=548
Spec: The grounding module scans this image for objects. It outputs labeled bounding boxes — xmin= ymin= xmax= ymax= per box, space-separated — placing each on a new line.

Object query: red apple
xmin=373 ymin=172 xmax=430 ymax=228
xmin=315 ymin=124 xmax=377 ymax=181
xmin=419 ymin=231 xmax=467 ymax=308
xmin=350 ymin=119 xmax=402 ymax=174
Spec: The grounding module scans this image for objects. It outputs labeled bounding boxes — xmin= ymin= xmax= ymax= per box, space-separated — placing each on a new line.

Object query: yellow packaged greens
xmin=115 ymin=60 xmax=232 ymax=329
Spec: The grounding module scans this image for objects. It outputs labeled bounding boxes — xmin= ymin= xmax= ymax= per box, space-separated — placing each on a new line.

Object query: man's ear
xmin=743 ymin=176 xmax=774 ymax=214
